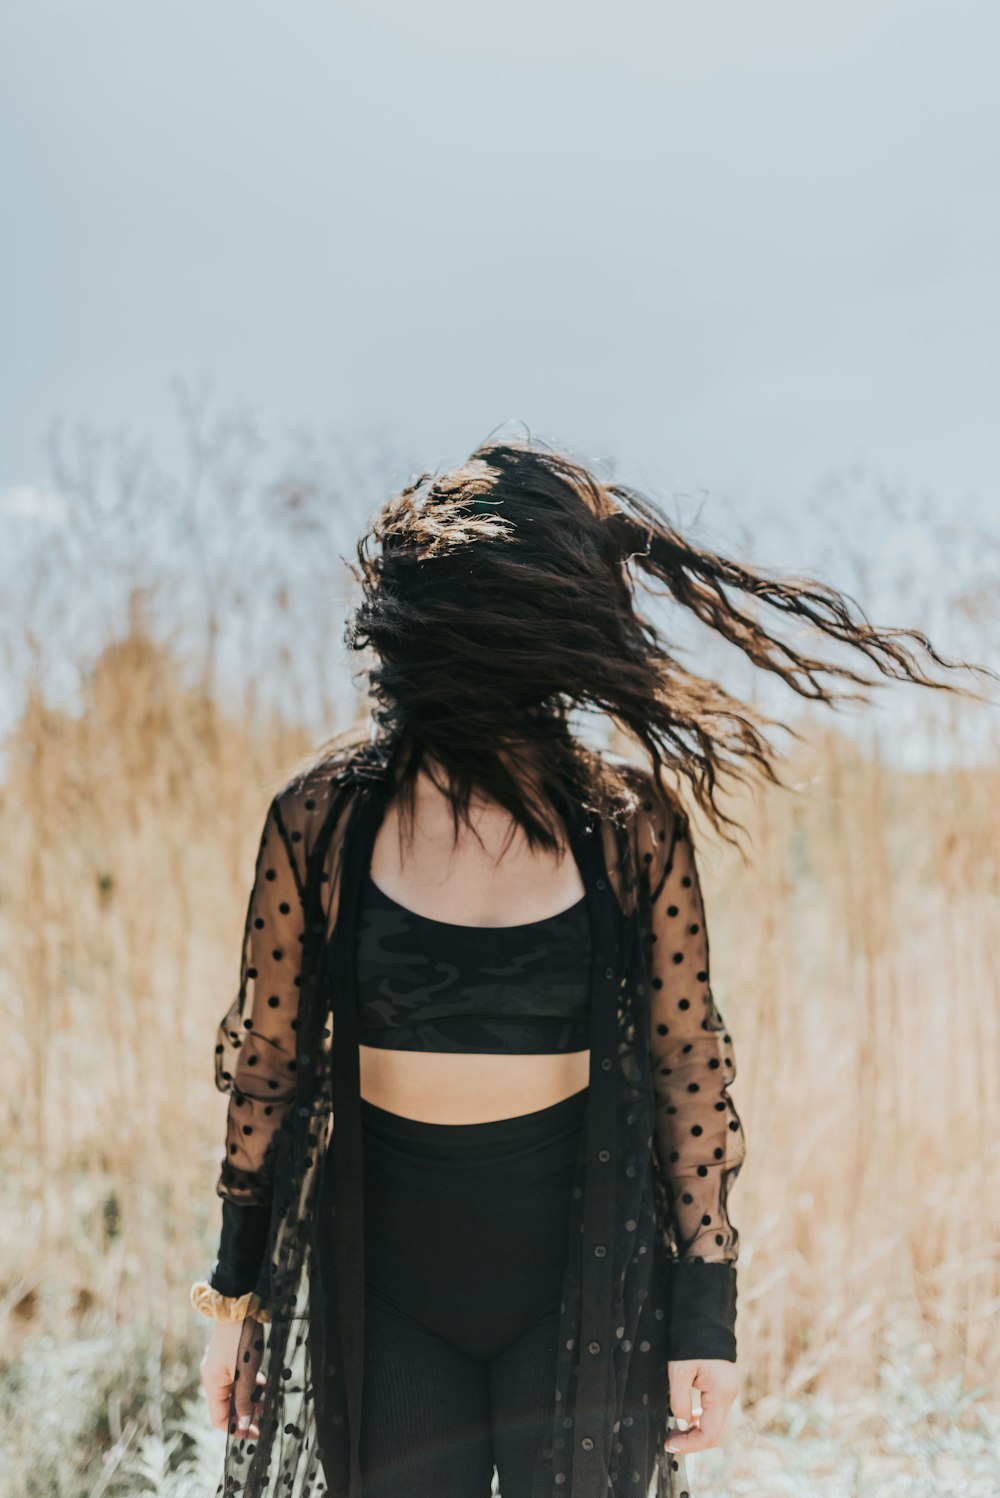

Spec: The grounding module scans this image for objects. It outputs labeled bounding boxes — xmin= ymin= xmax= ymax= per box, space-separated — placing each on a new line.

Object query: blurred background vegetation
xmin=2 ymin=395 xmax=999 ymax=1497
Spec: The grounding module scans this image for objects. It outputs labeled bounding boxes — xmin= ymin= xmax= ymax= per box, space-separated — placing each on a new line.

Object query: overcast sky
xmin=1 ymin=0 xmax=998 ymax=765
xmin=3 ymin=0 xmax=998 ymax=499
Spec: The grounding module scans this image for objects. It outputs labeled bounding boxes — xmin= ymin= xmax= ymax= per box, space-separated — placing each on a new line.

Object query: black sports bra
xmin=356 ymin=873 xmax=592 ymax=1054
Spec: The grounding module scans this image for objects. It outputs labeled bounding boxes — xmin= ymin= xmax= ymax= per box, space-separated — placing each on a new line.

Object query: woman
xmin=189 ymin=438 xmax=989 ymax=1498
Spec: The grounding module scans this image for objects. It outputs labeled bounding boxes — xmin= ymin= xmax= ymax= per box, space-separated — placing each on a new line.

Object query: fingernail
xmin=238 ymin=1415 xmax=251 ymax=1430
xmin=665 ymin=1443 xmax=678 ymax=1453
xmin=676 ymin=1418 xmax=689 ymax=1430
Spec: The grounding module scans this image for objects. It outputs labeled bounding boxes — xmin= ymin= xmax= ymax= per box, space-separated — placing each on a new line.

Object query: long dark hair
xmin=313 ymin=436 xmax=996 ymax=856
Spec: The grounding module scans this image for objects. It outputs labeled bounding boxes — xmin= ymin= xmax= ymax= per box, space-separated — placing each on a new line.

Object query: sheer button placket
xmin=567 ymin=808 xmax=623 ymax=1498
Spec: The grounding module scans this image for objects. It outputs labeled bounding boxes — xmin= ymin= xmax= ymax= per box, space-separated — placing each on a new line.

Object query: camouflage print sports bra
xmin=356 ymin=872 xmax=592 ymax=1053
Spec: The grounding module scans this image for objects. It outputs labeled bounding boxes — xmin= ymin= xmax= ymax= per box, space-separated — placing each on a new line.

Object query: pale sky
xmin=1 ymin=0 xmax=998 ymax=767
xmin=3 ymin=0 xmax=998 ymax=502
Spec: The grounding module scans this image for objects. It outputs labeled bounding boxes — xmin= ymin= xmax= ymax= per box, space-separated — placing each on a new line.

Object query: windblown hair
xmin=314 ymin=436 xmax=994 ymax=857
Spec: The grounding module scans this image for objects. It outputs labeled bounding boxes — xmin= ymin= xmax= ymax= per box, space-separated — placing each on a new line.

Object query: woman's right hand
xmin=199 ymin=1318 xmax=266 ymax=1437
xmin=665 ymin=1357 xmax=740 ymax=1455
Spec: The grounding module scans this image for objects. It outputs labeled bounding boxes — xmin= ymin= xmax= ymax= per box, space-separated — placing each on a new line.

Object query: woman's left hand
xmin=665 ymin=1359 xmax=739 ymax=1455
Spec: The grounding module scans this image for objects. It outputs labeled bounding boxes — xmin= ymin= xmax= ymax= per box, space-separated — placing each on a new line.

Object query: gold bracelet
xmin=190 ymin=1280 xmax=272 ymax=1325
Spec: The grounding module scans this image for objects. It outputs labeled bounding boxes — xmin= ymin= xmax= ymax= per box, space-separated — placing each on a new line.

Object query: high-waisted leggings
xmin=359 ymin=1084 xmax=589 ymax=1498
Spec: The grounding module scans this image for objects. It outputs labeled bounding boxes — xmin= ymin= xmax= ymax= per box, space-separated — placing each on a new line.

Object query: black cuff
xmin=208 ymin=1198 xmax=273 ymax=1297
xmin=668 ymin=1261 xmax=738 ymax=1362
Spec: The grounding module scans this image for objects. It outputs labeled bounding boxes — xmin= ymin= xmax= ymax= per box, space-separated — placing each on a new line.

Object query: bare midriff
xmin=358 ymin=1046 xmax=591 ymax=1124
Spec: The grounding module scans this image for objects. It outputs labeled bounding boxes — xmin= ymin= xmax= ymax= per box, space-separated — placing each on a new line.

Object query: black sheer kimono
xmin=205 ymin=735 xmax=746 ymax=1498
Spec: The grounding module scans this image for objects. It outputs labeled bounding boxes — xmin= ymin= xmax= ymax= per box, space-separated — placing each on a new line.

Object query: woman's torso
xmin=358 ymin=761 xmax=591 ymax=1123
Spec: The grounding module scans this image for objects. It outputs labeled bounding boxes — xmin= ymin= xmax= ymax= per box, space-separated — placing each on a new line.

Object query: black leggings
xmin=359 ymin=1085 xmax=589 ymax=1498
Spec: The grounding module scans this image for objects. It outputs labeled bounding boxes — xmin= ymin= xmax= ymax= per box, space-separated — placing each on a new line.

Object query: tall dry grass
xmin=1 ymin=401 xmax=998 ymax=1493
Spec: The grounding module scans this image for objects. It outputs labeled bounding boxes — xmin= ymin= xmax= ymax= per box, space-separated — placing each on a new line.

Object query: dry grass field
xmin=2 ymin=429 xmax=998 ymax=1496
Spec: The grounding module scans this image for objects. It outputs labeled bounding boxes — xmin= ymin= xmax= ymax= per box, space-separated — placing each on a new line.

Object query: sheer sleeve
xmin=637 ymin=781 xmax=747 ymax=1363
xmin=208 ymin=790 xmax=308 ymax=1298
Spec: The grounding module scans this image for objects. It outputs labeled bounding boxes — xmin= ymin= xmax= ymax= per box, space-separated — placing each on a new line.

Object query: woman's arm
xmin=636 ymin=779 xmax=747 ymax=1363
xmin=195 ymin=789 xmax=309 ymax=1313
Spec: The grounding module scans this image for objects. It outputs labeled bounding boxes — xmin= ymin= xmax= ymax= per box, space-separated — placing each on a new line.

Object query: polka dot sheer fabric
xmin=211 ymin=772 xmax=345 ymax=1496
xmin=203 ymin=741 xmax=746 ymax=1498
xmin=638 ymin=788 xmax=746 ymax=1364
xmin=215 ymin=794 xmax=311 ymax=1211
